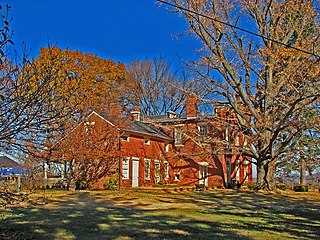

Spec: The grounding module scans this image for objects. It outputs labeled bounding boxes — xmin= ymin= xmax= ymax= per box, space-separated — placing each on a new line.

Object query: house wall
xmin=157 ymin=109 xmax=252 ymax=188
xmin=120 ymin=134 xmax=173 ymax=188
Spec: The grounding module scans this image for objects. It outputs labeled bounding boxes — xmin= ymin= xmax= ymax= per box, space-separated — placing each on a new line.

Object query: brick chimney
xmin=131 ymin=105 xmax=141 ymax=121
xmin=186 ymin=93 xmax=198 ymax=118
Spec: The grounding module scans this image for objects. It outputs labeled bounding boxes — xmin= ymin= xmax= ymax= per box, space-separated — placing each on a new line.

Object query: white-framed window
xmin=174 ymin=172 xmax=180 ymax=181
xmin=165 ymin=143 xmax=170 ymax=152
xmin=174 ymin=125 xmax=183 ymax=146
xmin=85 ymin=121 xmax=95 ymax=135
xmin=198 ymin=124 xmax=208 ymax=136
xmin=144 ymin=158 xmax=151 ymax=180
xmin=155 ymin=160 xmax=161 ymax=183
xmin=122 ymin=157 xmax=129 ymax=179
xmin=164 ymin=161 xmax=169 ymax=180
xmin=144 ymin=138 xmax=150 ymax=145
xmin=121 ymin=135 xmax=129 ymax=142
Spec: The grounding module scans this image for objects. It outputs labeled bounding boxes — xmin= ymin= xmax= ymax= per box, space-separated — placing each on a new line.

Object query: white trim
xmin=122 ymin=157 xmax=130 ymax=179
xmin=88 ymin=111 xmax=115 ymax=127
xmin=144 ymin=158 xmax=151 ymax=180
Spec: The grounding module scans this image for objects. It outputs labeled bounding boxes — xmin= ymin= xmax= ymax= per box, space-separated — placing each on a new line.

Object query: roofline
xmin=88 ymin=111 xmax=115 ymax=127
xmin=122 ymin=129 xmax=173 ymax=142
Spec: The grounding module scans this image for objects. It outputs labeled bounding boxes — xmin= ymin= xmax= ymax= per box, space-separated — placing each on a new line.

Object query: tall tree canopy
xmin=21 ymin=46 xmax=127 ymax=151
xmin=126 ymin=56 xmax=206 ymax=116
xmin=163 ymin=0 xmax=320 ymax=189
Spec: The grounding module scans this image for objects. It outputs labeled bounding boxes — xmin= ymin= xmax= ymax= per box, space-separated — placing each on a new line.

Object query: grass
xmin=1 ymin=188 xmax=320 ymax=240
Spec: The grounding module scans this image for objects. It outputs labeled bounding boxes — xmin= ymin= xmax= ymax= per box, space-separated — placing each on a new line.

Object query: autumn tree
xmin=160 ymin=0 xmax=320 ymax=189
xmin=47 ymin=113 xmax=126 ymax=190
xmin=22 ymin=46 xmax=127 ymax=188
xmin=126 ymin=56 xmax=207 ymax=116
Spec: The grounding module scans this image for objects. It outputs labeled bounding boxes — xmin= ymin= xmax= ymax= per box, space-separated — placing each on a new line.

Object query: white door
xmin=199 ymin=164 xmax=208 ymax=187
xmin=132 ymin=158 xmax=139 ymax=187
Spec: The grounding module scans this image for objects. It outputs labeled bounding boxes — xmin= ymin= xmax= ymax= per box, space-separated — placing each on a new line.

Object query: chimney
xmin=167 ymin=111 xmax=177 ymax=119
xmin=186 ymin=93 xmax=198 ymax=118
xmin=131 ymin=105 xmax=141 ymax=121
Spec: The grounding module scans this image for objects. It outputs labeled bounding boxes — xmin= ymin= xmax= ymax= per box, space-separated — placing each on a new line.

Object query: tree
xmin=0 ymin=5 xmax=69 ymax=154
xmin=126 ymin=56 xmax=206 ymax=116
xmin=45 ymin=113 xmax=125 ymax=190
xmin=21 ymin=47 xmax=127 ymax=188
xmin=161 ymin=0 xmax=320 ymax=189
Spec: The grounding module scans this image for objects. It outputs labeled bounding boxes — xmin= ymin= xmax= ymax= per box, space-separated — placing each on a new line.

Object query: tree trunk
xmin=300 ymin=159 xmax=306 ymax=185
xmin=257 ymin=159 xmax=276 ymax=190
xmin=257 ymin=160 xmax=265 ymax=186
xmin=266 ymin=161 xmax=276 ymax=190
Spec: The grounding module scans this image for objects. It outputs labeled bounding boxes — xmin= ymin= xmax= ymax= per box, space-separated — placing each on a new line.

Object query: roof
xmin=0 ymin=156 xmax=20 ymax=168
xmin=90 ymin=111 xmax=173 ymax=141
xmin=125 ymin=121 xmax=173 ymax=141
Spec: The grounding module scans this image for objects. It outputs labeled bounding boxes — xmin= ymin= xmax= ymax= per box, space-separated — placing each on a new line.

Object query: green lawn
xmin=1 ymin=188 xmax=319 ymax=240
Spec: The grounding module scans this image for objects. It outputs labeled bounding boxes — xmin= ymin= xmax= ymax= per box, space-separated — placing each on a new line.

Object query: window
xmin=164 ymin=161 xmax=169 ymax=180
xmin=144 ymin=159 xmax=150 ymax=180
xmin=174 ymin=172 xmax=180 ymax=181
xmin=144 ymin=138 xmax=150 ymax=145
xmin=121 ymin=135 xmax=129 ymax=142
xmin=174 ymin=125 xmax=183 ymax=146
xmin=165 ymin=143 xmax=169 ymax=152
xmin=122 ymin=157 xmax=129 ymax=179
xmin=85 ymin=121 xmax=95 ymax=135
xmin=198 ymin=124 xmax=208 ymax=136
xmin=155 ymin=160 xmax=161 ymax=183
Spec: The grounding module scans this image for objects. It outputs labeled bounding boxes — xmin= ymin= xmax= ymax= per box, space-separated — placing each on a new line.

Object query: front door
xmin=132 ymin=158 xmax=139 ymax=187
xmin=199 ymin=164 xmax=208 ymax=187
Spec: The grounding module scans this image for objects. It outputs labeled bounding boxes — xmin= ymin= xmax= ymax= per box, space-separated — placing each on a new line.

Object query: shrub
xmin=104 ymin=174 xmax=118 ymax=190
xmin=293 ymin=184 xmax=309 ymax=192
xmin=276 ymin=183 xmax=287 ymax=191
xmin=247 ymin=183 xmax=260 ymax=191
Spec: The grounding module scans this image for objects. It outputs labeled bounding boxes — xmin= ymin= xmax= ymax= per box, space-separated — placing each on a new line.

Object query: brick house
xmin=45 ymin=94 xmax=251 ymax=189
xmin=145 ymin=93 xmax=252 ymax=188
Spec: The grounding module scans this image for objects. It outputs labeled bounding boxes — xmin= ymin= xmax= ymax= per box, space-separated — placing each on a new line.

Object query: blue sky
xmin=6 ymin=0 xmax=201 ymax=70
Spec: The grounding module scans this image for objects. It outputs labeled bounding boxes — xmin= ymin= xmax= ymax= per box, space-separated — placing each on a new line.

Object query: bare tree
xmin=0 ymin=5 xmax=70 ymax=154
xmin=126 ymin=56 xmax=206 ymax=116
xmin=161 ymin=0 xmax=320 ymax=189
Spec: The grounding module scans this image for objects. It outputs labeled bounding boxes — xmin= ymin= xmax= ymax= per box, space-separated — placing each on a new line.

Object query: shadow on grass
xmin=173 ymin=190 xmax=320 ymax=239
xmin=1 ymin=191 xmax=251 ymax=240
xmin=1 ymin=190 xmax=319 ymax=239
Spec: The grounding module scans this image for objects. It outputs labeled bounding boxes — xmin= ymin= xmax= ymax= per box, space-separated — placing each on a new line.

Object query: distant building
xmin=0 ymin=155 xmax=22 ymax=175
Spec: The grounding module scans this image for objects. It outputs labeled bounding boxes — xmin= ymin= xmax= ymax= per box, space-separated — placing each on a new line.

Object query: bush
xmin=104 ymin=174 xmax=118 ymax=190
xmin=247 ymin=183 xmax=260 ymax=191
xmin=293 ymin=184 xmax=309 ymax=192
xmin=276 ymin=183 xmax=287 ymax=191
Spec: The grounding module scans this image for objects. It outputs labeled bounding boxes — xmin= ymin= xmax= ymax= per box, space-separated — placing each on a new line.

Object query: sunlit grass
xmin=1 ymin=189 xmax=319 ymax=239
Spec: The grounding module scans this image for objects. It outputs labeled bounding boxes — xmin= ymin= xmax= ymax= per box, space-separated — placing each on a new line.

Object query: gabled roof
xmin=92 ymin=111 xmax=173 ymax=142
xmin=0 ymin=156 xmax=20 ymax=167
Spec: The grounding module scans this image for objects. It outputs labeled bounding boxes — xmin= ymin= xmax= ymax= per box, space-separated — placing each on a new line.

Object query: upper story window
xmin=198 ymin=124 xmax=208 ymax=136
xmin=144 ymin=138 xmax=150 ymax=145
xmin=121 ymin=135 xmax=129 ymax=142
xmin=85 ymin=121 xmax=95 ymax=135
xmin=165 ymin=143 xmax=170 ymax=152
xmin=174 ymin=125 xmax=183 ymax=146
